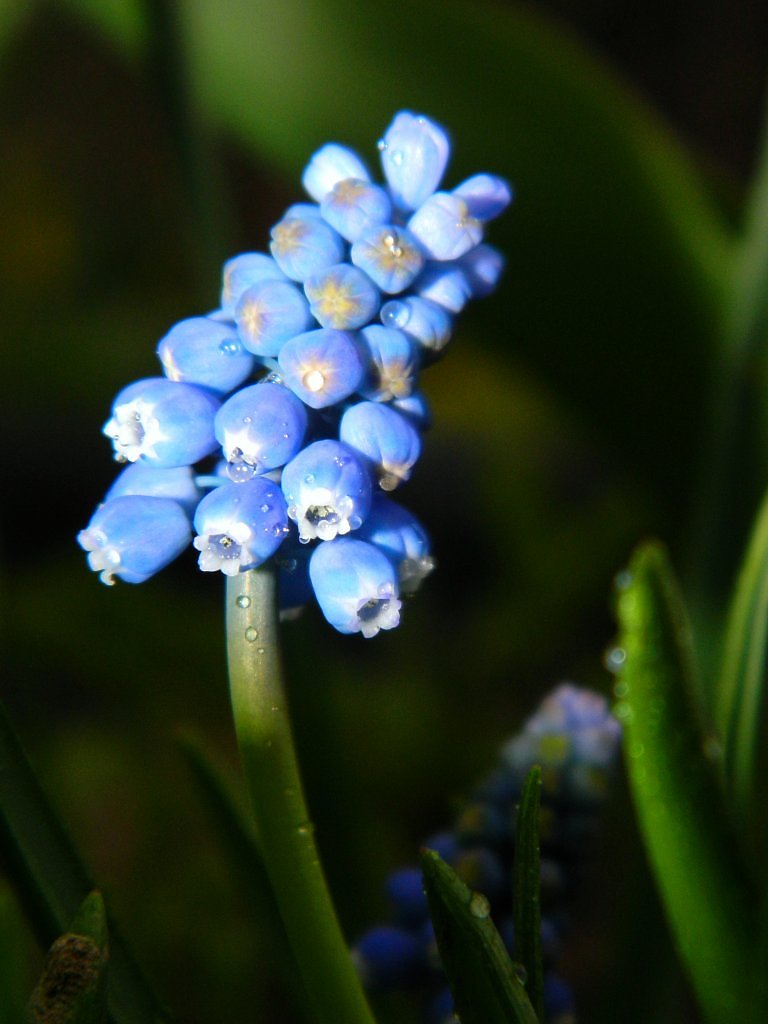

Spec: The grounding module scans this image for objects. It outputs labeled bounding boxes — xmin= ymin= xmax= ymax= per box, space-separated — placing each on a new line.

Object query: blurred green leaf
xmin=615 ymin=543 xmax=758 ymax=1024
xmin=716 ymin=485 xmax=768 ymax=837
xmin=0 ymin=702 xmax=173 ymax=1024
xmin=512 ymin=767 xmax=543 ymax=1021
xmin=421 ymin=848 xmax=539 ymax=1024
xmin=28 ymin=891 xmax=108 ymax=1024
xmin=0 ymin=881 xmax=31 ymax=1024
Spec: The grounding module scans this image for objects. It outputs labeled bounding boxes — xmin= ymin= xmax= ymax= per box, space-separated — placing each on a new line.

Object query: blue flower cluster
xmin=78 ymin=112 xmax=510 ymax=636
xmin=352 ymin=684 xmax=622 ymax=1021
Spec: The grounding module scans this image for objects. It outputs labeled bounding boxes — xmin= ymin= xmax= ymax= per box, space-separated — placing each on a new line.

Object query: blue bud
xmin=103 ymin=378 xmax=220 ymax=468
xmin=304 ymin=263 xmax=380 ymax=330
xmin=380 ymin=296 xmax=452 ymax=356
xmin=105 ymin=463 xmax=202 ymax=515
xmin=214 ymin=380 xmax=308 ymax=477
xmin=270 ymin=214 xmax=346 ymax=282
xmin=302 ymin=143 xmax=371 ymax=202
xmin=461 ymin=243 xmax=505 ymax=297
xmin=408 ymin=192 xmax=483 ymax=261
xmin=234 ymin=279 xmax=313 ymax=357
xmin=78 ymin=495 xmax=191 ymax=585
xmin=340 ymin=402 xmax=421 ymax=490
xmin=356 ymin=495 xmax=433 ymax=593
xmin=378 ymin=111 xmax=450 ymax=211
xmin=281 ymin=439 xmax=372 ymax=542
xmin=350 ymin=225 xmax=424 ymax=294
xmin=453 ymin=173 xmax=513 ymax=221
xmin=352 ymin=925 xmax=427 ymax=990
xmin=385 ymin=867 xmax=429 ymax=929
xmin=309 ymin=537 xmax=401 ymax=638
xmin=221 ymin=252 xmax=287 ymax=316
xmin=424 ymin=831 xmax=458 ymax=865
xmin=284 ymin=202 xmax=324 ymax=220
xmin=278 ymin=328 xmax=364 ymax=409
xmin=356 ymin=325 xmax=418 ymax=403
xmin=414 ymin=260 xmax=473 ymax=312
xmin=391 ymin=390 xmax=432 ymax=431
xmin=157 ymin=316 xmax=255 ymax=394
xmin=192 ymin=478 xmax=289 ymax=575
xmin=320 ymin=179 xmax=392 ymax=242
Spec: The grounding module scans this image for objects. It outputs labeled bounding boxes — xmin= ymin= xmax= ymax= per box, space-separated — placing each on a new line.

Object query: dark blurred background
xmin=2 ymin=1 xmax=766 ymax=1021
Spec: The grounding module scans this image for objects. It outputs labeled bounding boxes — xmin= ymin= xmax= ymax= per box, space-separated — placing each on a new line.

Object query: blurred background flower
xmin=2 ymin=1 xmax=766 ymax=1021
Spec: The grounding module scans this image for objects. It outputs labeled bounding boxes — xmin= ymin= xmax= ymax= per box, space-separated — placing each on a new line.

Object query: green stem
xmin=225 ymin=568 xmax=376 ymax=1024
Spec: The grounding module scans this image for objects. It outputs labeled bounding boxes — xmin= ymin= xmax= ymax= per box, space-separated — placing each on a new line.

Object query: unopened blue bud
xmin=270 ymin=214 xmax=346 ymax=282
xmin=391 ymin=390 xmax=432 ymax=431
xmin=378 ymin=111 xmax=450 ymax=211
xmin=284 ymin=202 xmax=324 ymax=220
xmin=304 ymin=263 xmax=380 ymax=330
xmin=302 ymin=143 xmax=371 ymax=202
xmin=214 ymin=380 xmax=308 ymax=477
xmin=235 ymin=279 xmax=313 ymax=357
xmin=385 ymin=867 xmax=429 ymax=929
xmin=192 ymin=478 xmax=289 ymax=575
xmin=352 ymin=925 xmax=427 ymax=990
xmin=356 ymin=495 xmax=433 ymax=593
xmin=78 ymin=495 xmax=191 ymax=585
xmin=105 ymin=463 xmax=201 ymax=515
xmin=103 ymin=378 xmax=220 ymax=468
xmin=461 ymin=244 xmax=505 ymax=297
xmin=340 ymin=402 xmax=421 ymax=490
xmin=281 ymin=439 xmax=372 ymax=542
xmin=356 ymin=325 xmax=418 ymax=402
xmin=221 ymin=252 xmax=287 ymax=316
xmin=309 ymin=537 xmax=401 ymax=638
xmin=414 ymin=261 xmax=473 ymax=312
xmin=408 ymin=192 xmax=483 ymax=261
xmin=320 ymin=179 xmax=392 ymax=242
xmin=453 ymin=173 xmax=513 ymax=221
xmin=157 ymin=316 xmax=254 ymax=394
xmin=278 ymin=328 xmax=364 ymax=409
xmin=381 ymin=295 xmax=453 ymax=357
xmin=350 ymin=225 xmax=424 ymax=294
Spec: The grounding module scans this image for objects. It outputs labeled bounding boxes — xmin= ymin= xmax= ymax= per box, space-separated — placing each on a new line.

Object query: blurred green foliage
xmin=2 ymin=1 xmax=764 ymax=1021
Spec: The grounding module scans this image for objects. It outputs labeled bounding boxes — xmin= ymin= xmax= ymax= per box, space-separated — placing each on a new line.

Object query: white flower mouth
xmin=77 ymin=527 xmax=120 ymax=585
xmin=288 ymin=487 xmax=359 ymax=542
xmin=355 ymin=584 xmax=401 ymax=638
xmin=104 ymin=399 xmax=163 ymax=462
xmin=194 ymin=529 xmax=254 ymax=575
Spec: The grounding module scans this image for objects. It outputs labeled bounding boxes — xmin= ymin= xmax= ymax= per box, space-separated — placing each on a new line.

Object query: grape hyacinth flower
xmin=352 ymin=685 xmax=621 ymax=1023
xmin=79 ymin=110 xmax=510 ymax=638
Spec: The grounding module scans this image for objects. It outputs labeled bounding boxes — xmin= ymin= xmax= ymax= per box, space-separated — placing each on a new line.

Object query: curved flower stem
xmin=226 ymin=567 xmax=376 ymax=1024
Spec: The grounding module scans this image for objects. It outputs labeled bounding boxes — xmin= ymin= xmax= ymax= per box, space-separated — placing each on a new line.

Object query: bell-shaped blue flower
xmin=414 ymin=261 xmax=473 ymax=313
xmin=320 ymin=179 xmax=392 ymax=242
xmin=309 ymin=537 xmax=401 ymax=638
xmin=78 ymin=495 xmax=191 ymax=585
xmin=221 ymin=252 xmax=287 ymax=316
xmin=350 ymin=225 xmax=424 ymax=294
xmin=378 ymin=111 xmax=450 ymax=212
xmin=304 ymin=263 xmax=380 ymax=330
xmin=380 ymin=296 xmax=453 ymax=356
xmin=302 ymin=143 xmax=371 ymax=202
xmin=214 ymin=380 xmax=308 ymax=478
xmin=461 ymin=243 xmax=505 ymax=298
xmin=281 ymin=439 xmax=372 ymax=542
xmin=157 ymin=316 xmax=254 ymax=395
xmin=352 ymin=925 xmax=428 ymax=990
xmin=453 ymin=173 xmax=513 ymax=221
xmin=356 ymin=325 xmax=418 ymax=402
xmin=340 ymin=402 xmax=421 ymax=490
xmin=270 ymin=213 xmax=345 ymax=281
xmin=192 ymin=477 xmax=289 ymax=575
xmin=357 ymin=495 xmax=434 ymax=593
xmin=103 ymin=378 xmax=220 ymax=468
xmin=391 ymin=390 xmax=432 ymax=431
xmin=105 ymin=463 xmax=202 ymax=515
xmin=278 ymin=328 xmax=364 ymax=409
xmin=408 ymin=192 xmax=483 ymax=261
xmin=234 ymin=279 xmax=313 ymax=357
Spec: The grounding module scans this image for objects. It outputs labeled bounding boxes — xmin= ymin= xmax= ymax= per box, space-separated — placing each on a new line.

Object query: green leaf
xmin=28 ymin=891 xmax=108 ymax=1024
xmin=512 ymin=767 xmax=544 ymax=1021
xmin=421 ymin=848 xmax=539 ymax=1024
xmin=0 ymin=701 xmax=173 ymax=1024
xmin=716 ymin=485 xmax=768 ymax=836
xmin=615 ymin=542 xmax=758 ymax=1024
